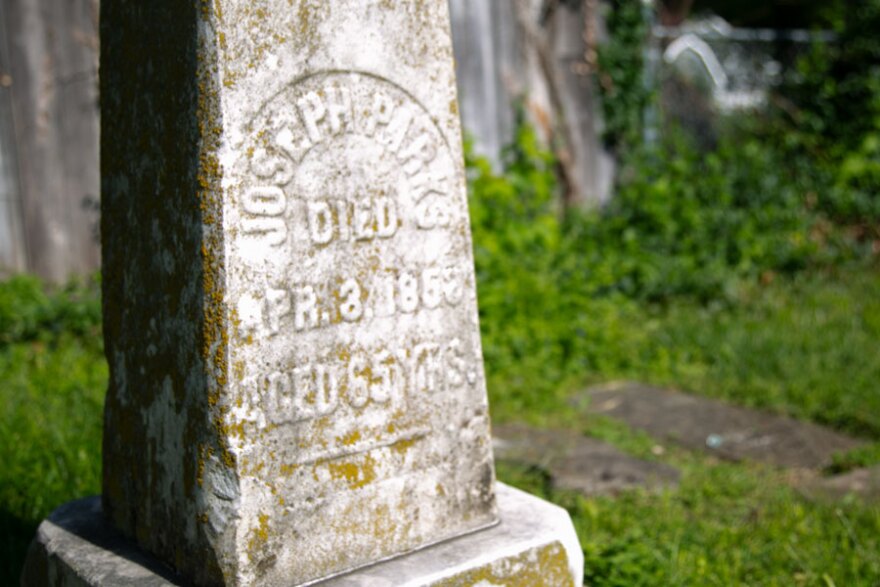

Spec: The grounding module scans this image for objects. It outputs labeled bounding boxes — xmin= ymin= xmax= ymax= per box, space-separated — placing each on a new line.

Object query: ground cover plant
xmin=0 ymin=275 xmax=104 ymax=582
xmin=466 ymin=108 xmax=880 ymax=584
xmin=3 ymin=128 xmax=880 ymax=584
xmin=470 ymin=121 xmax=875 ymax=421
xmin=3 ymin=4 xmax=879 ymax=573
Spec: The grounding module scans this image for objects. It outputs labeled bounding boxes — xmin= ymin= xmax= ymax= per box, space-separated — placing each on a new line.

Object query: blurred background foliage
xmin=2 ymin=0 xmax=880 ymax=584
xmin=469 ymin=0 xmax=880 ymax=419
xmin=466 ymin=2 xmax=880 ymax=581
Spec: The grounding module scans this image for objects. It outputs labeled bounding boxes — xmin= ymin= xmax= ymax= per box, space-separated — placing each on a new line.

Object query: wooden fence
xmin=451 ymin=0 xmax=616 ymax=207
xmin=0 ymin=0 xmax=613 ymax=282
xmin=0 ymin=0 xmax=100 ymax=282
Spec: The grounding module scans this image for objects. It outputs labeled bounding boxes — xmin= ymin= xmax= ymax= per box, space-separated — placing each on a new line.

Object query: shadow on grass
xmin=1 ymin=507 xmax=38 ymax=586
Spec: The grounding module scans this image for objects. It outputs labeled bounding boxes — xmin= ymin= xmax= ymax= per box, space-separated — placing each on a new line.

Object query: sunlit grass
xmin=489 ymin=265 xmax=880 ymax=586
xmin=2 ymin=267 xmax=879 ymax=584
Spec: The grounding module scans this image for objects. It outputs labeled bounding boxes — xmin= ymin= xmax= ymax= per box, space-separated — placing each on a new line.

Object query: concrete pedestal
xmin=22 ymin=483 xmax=583 ymax=587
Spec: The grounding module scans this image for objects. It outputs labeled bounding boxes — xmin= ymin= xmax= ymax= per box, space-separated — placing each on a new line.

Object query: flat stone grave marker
xmin=23 ymin=1 xmax=582 ymax=586
xmin=576 ymin=381 xmax=864 ymax=469
xmin=799 ymin=465 xmax=880 ymax=503
xmin=494 ymin=423 xmax=680 ymax=497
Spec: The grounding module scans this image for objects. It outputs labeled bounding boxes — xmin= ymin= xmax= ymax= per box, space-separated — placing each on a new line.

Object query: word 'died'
xmin=306 ymin=196 xmax=398 ymax=245
xmin=237 ymin=266 xmax=465 ymax=336
xmin=239 ymin=189 xmax=399 ymax=248
xmin=256 ymin=339 xmax=475 ymax=426
xmin=240 ymin=72 xmax=458 ymax=247
xmin=240 ymin=187 xmax=450 ymax=248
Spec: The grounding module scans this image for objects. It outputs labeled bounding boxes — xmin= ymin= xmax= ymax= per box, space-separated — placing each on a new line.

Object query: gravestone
xmin=23 ymin=1 xmax=582 ymax=586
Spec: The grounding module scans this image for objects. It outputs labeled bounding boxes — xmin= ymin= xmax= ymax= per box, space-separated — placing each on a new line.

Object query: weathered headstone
xmin=23 ymin=1 xmax=582 ymax=586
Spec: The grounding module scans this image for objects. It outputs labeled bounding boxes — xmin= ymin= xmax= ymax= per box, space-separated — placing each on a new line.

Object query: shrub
xmin=467 ymin=115 xmax=868 ymax=412
xmin=0 ymin=275 xmax=102 ymax=346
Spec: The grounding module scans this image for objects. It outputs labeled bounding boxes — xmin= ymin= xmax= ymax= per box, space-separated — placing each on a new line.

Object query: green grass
xmin=2 ymin=268 xmax=880 ymax=585
xmin=500 ymin=453 xmax=880 ymax=586
xmin=0 ymin=277 xmax=105 ymax=583
xmin=487 ymin=265 xmax=880 ymax=586
xmin=488 ymin=264 xmax=880 ymax=440
xmin=598 ymin=265 xmax=880 ymax=439
xmin=0 ymin=337 xmax=106 ymax=581
xmin=592 ymin=264 xmax=880 ymax=480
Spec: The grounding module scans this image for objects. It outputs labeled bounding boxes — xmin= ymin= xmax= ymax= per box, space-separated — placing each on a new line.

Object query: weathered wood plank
xmin=449 ymin=0 xmax=615 ymax=205
xmin=0 ymin=0 xmax=27 ymax=275
xmin=0 ymin=0 xmax=617 ymax=281
xmin=550 ymin=0 xmax=616 ymax=205
xmin=3 ymin=0 xmax=99 ymax=281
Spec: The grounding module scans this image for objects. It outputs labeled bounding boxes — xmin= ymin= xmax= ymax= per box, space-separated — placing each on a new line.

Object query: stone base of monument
xmin=21 ymin=483 xmax=583 ymax=587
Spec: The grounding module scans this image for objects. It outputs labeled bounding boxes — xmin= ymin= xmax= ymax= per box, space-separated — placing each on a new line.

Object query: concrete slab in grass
xmin=575 ymin=381 xmax=865 ymax=469
xmin=801 ymin=466 xmax=880 ymax=502
xmin=493 ymin=423 xmax=679 ymax=497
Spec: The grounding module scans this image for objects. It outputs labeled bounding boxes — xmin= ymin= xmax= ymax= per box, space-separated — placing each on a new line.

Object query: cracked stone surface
xmin=493 ymin=424 xmax=680 ymax=496
xmin=575 ymin=382 xmax=865 ymax=469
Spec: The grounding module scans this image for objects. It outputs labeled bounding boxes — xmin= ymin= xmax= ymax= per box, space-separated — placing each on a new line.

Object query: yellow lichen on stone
xmin=338 ymin=429 xmax=362 ymax=447
xmin=279 ymin=463 xmax=300 ymax=476
xmin=246 ymin=513 xmax=272 ymax=562
xmin=292 ymin=0 xmax=329 ymax=53
xmin=233 ymin=361 xmax=246 ymax=382
xmin=326 ymin=454 xmax=377 ymax=490
xmin=368 ymin=503 xmax=404 ymax=546
xmin=336 ymin=344 xmax=352 ymax=362
xmin=433 ymin=541 xmax=574 ymax=587
xmin=391 ymin=436 xmax=417 ymax=456
xmin=197 ymin=445 xmax=214 ymax=488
